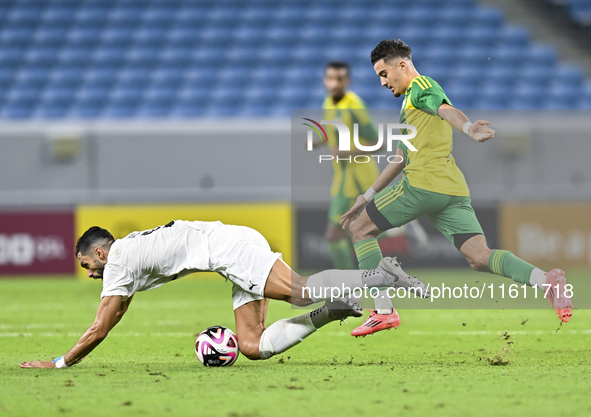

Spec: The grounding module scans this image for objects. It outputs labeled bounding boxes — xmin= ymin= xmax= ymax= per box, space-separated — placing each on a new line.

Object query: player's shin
xmin=488 ymin=250 xmax=535 ymax=285
xmin=258 ymin=314 xmax=316 ymax=359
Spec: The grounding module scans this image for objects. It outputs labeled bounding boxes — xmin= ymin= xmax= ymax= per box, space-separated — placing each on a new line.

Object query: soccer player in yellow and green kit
xmin=341 ymin=40 xmax=572 ymax=336
xmin=312 ymin=61 xmax=380 ymax=270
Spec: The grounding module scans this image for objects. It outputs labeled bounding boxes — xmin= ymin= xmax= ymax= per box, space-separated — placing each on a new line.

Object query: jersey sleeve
xmin=351 ymin=108 xmax=379 ymax=146
xmin=409 ymin=77 xmax=452 ymax=115
xmin=100 ymin=263 xmax=134 ymax=301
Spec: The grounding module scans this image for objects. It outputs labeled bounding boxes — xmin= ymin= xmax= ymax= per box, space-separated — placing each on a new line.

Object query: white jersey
xmin=101 ymin=220 xmax=223 ymax=300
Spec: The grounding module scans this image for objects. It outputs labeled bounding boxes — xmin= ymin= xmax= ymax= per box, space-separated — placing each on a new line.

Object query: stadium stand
xmin=0 ymin=0 xmax=589 ymax=118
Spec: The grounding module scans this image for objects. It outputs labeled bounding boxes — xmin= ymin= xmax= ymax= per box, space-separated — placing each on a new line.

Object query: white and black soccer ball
xmin=195 ymin=325 xmax=239 ymax=367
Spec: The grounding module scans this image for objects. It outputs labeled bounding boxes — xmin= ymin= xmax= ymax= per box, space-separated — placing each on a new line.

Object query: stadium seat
xmin=0 ymin=28 xmax=32 ymax=47
xmin=524 ymin=46 xmax=557 ymax=68
xmin=66 ymin=28 xmax=102 ymax=47
xmin=496 ymin=26 xmax=530 ymax=48
xmin=7 ymin=6 xmax=42 ymax=27
xmin=32 ymin=28 xmax=68 ymax=47
xmin=41 ymin=7 xmax=76 ymax=25
xmin=100 ymin=28 xmax=135 ymax=47
xmin=14 ymin=68 xmax=48 ymax=87
xmin=0 ymin=0 xmax=588 ymax=118
xmin=108 ymin=7 xmax=143 ymax=26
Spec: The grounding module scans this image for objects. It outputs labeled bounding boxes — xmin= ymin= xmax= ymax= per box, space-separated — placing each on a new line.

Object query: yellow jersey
xmin=397 ymin=75 xmax=470 ymax=197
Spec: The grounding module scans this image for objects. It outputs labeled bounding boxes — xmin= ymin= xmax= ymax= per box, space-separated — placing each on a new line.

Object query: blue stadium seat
xmin=75 ymin=7 xmax=111 ymax=27
xmin=264 ymin=26 xmax=300 ymax=46
xmin=58 ymin=48 xmax=93 ymax=68
xmin=40 ymin=87 xmax=76 ymax=105
xmin=14 ymin=68 xmax=48 ymax=87
xmin=439 ymin=6 xmax=473 ymax=27
xmin=47 ymin=68 xmax=83 ymax=88
xmin=143 ymin=87 xmax=177 ymax=104
xmin=462 ymin=27 xmax=497 ymax=48
xmin=150 ymin=68 xmax=184 ymax=88
xmin=159 ymin=47 xmax=192 ymax=67
xmin=420 ymin=46 xmax=458 ymax=67
xmin=136 ymin=104 xmax=171 ymax=118
xmin=68 ymin=104 xmax=103 ymax=118
xmin=0 ymin=68 xmax=14 ymax=88
xmin=7 ymin=6 xmax=42 ymax=27
xmin=41 ymin=7 xmax=75 ymax=25
xmin=469 ymin=7 xmax=504 ymax=28
xmin=554 ymin=65 xmax=585 ymax=87
xmin=225 ymin=47 xmax=260 ymax=66
xmin=109 ymin=87 xmax=144 ymax=106
xmin=133 ymin=28 xmax=169 ymax=47
xmin=173 ymin=7 xmax=207 ymax=27
xmin=261 ymin=46 xmax=294 ymax=65
xmin=407 ymin=6 xmax=439 ymax=26
xmin=102 ymin=104 xmax=137 ymax=118
xmin=523 ymin=46 xmax=557 ymax=68
xmin=0 ymin=48 xmax=25 ymax=68
xmin=100 ymin=28 xmax=135 ymax=47
xmin=488 ymin=46 xmax=525 ymax=63
xmin=435 ymin=27 xmax=466 ymax=46
xmin=518 ymin=65 xmax=552 ymax=87
xmin=117 ymin=67 xmax=151 ymax=88
xmin=33 ymin=105 xmax=69 ymax=119
xmin=5 ymin=87 xmax=39 ymax=106
xmin=496 ymin=26 xmax=530 ymax=48
xmin=24 ymin=48 xmax=59 ymax=66
xmin=32 ymin=28 xmax=68 ymax=47
xmin=241 ymin=6 xmax=273 ymax=24
xmin=250 ymin=67 xmax=285 ymax=87
xmin=0 ymin=28 xmax=33 ymax=47
xmin=67 ymin=28 xmax=102 ymax=47
xmin=141 ymin=7 xmax=176 ymax=27
xmin=1 ymin=104 xmax=34 ymax=118
xmin=126 ymin=47 xmax=159 ymax=68
xmin=108 ymin=7 xmax=143 ymax=26
xmin=166 ymin=28 xmax=200 ymax=46
xmin=74 ymin=87 xmax=110 ymax=105
xmin=513 ymin=82 xmax=544 ymax=105
xmin=82 ymin=68 xmax=118 ymax=87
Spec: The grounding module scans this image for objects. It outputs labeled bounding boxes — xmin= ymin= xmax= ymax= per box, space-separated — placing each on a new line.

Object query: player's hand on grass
xmin=340 ymin=195 xmax=368 ymax=229
xmin=19 ymin=361 xmax=56 ymax=369
xmin=469 ymin=120 xmax=495 ymax=143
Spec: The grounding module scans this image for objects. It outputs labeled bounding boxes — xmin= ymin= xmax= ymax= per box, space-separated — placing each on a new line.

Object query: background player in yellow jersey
xmin=310 ymin=61 xmax=380 ymax=270
xmin=341 ymin=40 xmax=572 ymax=336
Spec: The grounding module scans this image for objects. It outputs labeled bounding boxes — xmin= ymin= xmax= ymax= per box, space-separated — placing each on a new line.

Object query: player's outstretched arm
xmin=437 ymin=104 xmax=495 ymax=143
xmin=19 ymin=295 xmax=123 ymax=369
xmin=340 ymin=148 xmax=405 ymax=229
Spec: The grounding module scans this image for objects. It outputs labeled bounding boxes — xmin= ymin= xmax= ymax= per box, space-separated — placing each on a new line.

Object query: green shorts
xmin=328 ymin=194 xmax=356 ymax=226
xmin=366 ymin=176 xmax=483 ymax=248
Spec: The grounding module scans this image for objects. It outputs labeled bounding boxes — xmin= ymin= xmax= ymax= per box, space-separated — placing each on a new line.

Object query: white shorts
xmin=208 ymin=224 xmax=282 ymax=310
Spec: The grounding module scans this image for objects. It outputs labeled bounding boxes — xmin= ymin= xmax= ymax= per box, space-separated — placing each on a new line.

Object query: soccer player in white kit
xmin=20 ymin=220 xmax=429 ymax=369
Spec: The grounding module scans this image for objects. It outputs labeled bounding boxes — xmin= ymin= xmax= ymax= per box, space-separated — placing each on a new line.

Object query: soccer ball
xmin=195 ymin=325 xmax=239 ymax=367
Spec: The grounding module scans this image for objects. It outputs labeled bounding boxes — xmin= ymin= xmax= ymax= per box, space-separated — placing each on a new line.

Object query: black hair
xmin=75 ymin=226 xmax=114 ymax=256
xmin=325 ymin=61 xmax=350 ymax=76
xmin=370 ymin=39 xmax=412 ymax=65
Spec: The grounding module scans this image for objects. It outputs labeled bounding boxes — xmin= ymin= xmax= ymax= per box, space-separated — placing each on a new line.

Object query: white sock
xmin=529 ymin=267 xmax=547 ymax=290
xmin=258 ymin=313 xmax=317 ymax=360
xmin=305 ymin=270 xmax=364 ymax=303
xmin=374 ymin=289 xmax=393 ymax=314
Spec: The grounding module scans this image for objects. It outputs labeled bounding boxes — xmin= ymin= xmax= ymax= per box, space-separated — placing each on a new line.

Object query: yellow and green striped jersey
xmin=322 ymin=91 xmax=380 ymax=198
xmin=397 ymin=75 xmax=470 ymax=197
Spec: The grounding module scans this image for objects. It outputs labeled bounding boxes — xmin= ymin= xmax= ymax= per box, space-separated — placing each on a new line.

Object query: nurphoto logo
xmin=303 ymin=118 xmax=417 ymax=164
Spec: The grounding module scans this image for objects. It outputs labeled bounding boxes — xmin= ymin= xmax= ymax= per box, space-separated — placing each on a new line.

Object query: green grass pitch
xmin=1 ymin=270 xmax=590 ymax=417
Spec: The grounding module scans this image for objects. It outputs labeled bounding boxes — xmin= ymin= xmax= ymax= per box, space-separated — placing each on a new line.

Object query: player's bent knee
xmin=236 ymin=334 xmax=262 ymax=360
